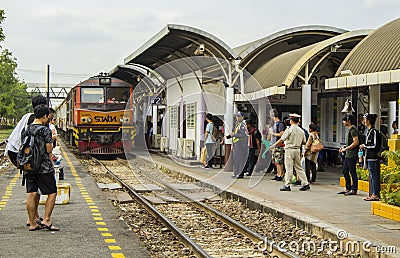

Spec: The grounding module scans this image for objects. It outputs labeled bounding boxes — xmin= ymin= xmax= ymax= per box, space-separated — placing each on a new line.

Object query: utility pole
xmin=46 ymin=64 xmax=50 ymax=106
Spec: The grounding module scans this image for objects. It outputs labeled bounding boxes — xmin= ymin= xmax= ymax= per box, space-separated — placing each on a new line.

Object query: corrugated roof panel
xmin=337 ymin=18 xmax=400 ymax=75
xmin=252 ymin=45 xmax=313 ymax=90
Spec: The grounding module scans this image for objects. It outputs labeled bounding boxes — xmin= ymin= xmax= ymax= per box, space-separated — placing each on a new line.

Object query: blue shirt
xmin=205 ymin=122 xmax=215 ymax=144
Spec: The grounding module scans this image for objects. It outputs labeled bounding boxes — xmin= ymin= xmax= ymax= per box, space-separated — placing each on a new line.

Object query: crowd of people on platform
xmin=203 ymin=108 xmax=396 ymax=198
xmin=202 ymin=109 xmax=324 ymax=192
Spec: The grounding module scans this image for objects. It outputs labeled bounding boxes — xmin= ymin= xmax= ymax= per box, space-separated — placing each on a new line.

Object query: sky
xmin=2 ymin=0 xmax=400 ymax=84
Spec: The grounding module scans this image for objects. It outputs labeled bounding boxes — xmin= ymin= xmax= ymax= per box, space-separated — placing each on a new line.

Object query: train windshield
xmin=81 ymin=87 xmax=104 ymax=103
xmin=106 ymin=88 xmax=130 ymax=103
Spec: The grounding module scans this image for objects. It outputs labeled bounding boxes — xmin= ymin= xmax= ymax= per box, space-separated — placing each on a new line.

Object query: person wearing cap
xmin=270 ymin=113 xmax=310 ymax=191
xmin=338 ymin=114 xmax=359 ymax=196
xmin=227 ymin=111 xmax=249 ymax=179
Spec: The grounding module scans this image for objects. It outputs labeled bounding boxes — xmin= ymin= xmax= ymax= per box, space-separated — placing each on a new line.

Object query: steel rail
xmin=134 ymin=163 xmax=299 ymax=258
xmin=114 ymin=157 xmax=299 ymax=258
xmin=92 ymin=157 xmax=212 ymax=258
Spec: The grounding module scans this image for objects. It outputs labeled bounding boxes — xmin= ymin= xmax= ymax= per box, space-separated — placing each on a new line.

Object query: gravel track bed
xmin=101 ymin=158 xmax=266 ymax=257
xmin=155 ymin=202 xmax=263 ymax=257
xmin=80 ymin=157 xmax=196 ymax=257
xmin=80 ymin=154 xmax=344 ymax=257
xmin=135 ymin=156 xmax=344 ymax=258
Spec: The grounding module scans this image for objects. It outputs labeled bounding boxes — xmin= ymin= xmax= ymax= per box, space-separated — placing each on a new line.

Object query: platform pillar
xmin=224 ymin=87 xmax=234 ymax=171
xmin=302 ymin=84 xmax=311 ymax=130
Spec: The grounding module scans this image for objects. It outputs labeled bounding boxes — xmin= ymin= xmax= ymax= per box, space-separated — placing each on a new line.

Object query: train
xmin=56 ymin=74 xmax=135 ymax=155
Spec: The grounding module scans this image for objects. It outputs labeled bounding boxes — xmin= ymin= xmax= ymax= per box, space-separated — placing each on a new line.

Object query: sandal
xmin=41 ymin=223 xmax=60 ymax=231
xmin=29 ymin=225 xmax=43 ymax=231
xmin=344 ymin=191 xmax=357 ymax=196
xmin=27 ymin=217 xmax=43 ymax=227
xmin=337 ymin=191 xmax=349 ymax=194
xmin=364 ymin=196 xmax=380 ymax=201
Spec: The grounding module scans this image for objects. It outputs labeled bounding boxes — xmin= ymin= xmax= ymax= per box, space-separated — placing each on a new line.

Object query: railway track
xmin=91 ymin=156 xmax=298 ymax=258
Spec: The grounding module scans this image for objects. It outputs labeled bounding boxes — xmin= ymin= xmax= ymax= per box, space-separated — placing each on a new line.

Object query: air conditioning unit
xmin=177 ymin=138 xmax=185 ymax=158
xmin=183 ymin=139 xmax=195 ymax=159
xmin=160 ymin=137 xmax=168 ymax=152
xmin=152 ymin=134 xmax=161 ymax=149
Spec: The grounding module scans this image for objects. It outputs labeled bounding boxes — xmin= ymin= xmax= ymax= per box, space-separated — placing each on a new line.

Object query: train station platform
xmin=148 ymin=152 xmax=400 ymax=257
xmin=0 ymin=141 xmax=150 ymax=258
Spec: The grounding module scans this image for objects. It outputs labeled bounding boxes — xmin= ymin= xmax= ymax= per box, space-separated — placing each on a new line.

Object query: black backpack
xmin=17 ymin=125 xmax=46 ymax=173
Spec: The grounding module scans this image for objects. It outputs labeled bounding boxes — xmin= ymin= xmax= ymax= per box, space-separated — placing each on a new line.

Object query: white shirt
xmin=4 ymin=113 xmax=32 ymax=155
xmin=49 ymin=124 xmax=57 ymax=136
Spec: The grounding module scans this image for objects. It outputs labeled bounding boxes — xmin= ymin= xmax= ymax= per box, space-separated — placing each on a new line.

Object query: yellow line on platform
xmin=0 ymin=172 xmax=20 ymax=212
xmin=108 ymin=246 xmax=121 ymax=251
xmin=61 ymin=146 xmax=125 ymax=257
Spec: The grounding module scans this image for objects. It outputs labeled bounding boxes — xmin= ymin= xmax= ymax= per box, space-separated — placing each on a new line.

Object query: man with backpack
xmin=5 ymin=95 xmax=47 ymax=227
xmin=5 ymin=95 xmax=47 ymax=166
xmin=24 ymin=104 xmax=59 ymax=231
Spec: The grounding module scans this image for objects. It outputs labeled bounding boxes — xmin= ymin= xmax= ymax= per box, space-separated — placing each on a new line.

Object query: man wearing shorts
xmin=269 ymin=109 xmax=286 ymax=181
xmin=25 ymin=104 xmax=59 ymax=231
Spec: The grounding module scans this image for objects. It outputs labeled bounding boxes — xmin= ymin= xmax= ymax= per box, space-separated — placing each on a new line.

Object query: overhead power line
xmin=17 ymin=68 xmax=92 ymax=78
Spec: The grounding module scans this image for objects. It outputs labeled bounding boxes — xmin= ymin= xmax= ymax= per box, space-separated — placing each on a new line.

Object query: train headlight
xmin=124 ymin=117 xmax=130 ymax=123
xmin=81 ymin=117 xmax=92 ymax=123
xmin=119 ymin=118 xmax=124 ymax=123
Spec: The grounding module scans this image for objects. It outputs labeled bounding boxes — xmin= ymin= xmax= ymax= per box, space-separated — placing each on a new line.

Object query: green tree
xmin=0 ymin=9 xmax=30 ymax=119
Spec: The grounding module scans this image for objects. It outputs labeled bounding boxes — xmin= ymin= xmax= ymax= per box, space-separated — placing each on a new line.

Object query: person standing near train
xmin=25 ymin=104 xmax=60 ymax=231
xmin=270 ymin=114 xmax=310 ymax=191
xmin=204 ymin=113 xmax=216 ymax=169
xmin=5 ymin=95 xmax=47 ymax=227
xmin=360 ymin=114 xmax=381 ymax=201
xmin=338 ymin=114 xmax=359 ymax=196
xmin=227 ymin=112 xmax=248 ymax=179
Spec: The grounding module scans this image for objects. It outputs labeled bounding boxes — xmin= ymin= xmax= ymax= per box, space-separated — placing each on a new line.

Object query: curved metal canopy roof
xmin=234 ymin=25 xmax=348 ymax=74
xmin=250 ymin=30 xmax=371 ymax=93
xmin=336 ymin=18 xmax=400 ymax=76
xmin=124 ymin=24 xmax=236 ymax=72
xmin=108 ymin=64 xmax=160 ymax=94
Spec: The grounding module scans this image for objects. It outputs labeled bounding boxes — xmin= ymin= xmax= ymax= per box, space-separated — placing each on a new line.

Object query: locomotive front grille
xmin=82 ymin=146 xmax=124 ymax=155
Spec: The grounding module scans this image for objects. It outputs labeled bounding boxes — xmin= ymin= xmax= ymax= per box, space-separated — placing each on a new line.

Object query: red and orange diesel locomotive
xmin=56 ymin=74 xmax=135 ymax=155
